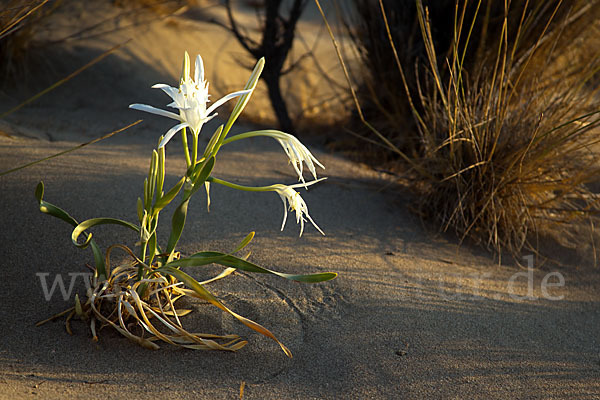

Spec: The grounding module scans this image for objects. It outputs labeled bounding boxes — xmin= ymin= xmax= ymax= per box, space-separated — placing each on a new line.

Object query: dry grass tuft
xmin=345 ymin=0 xmax=600 ymax=262
xmin=37 ymin=244 xmax=249 ymax=351
xmin=0 ymin=0 xmax=58 ymax=83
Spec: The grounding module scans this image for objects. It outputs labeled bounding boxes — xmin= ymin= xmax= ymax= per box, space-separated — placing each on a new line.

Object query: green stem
xmin=208 ymin=176 xmax=277 ymax=192
xmin=191 ymin=133 xmax=199 ymax=166
xmin=181 ymin=127 xmax=191 ymax=168
xmin=137 ymin=241 xmax=147 ymax=280
xmin=222 ymin=130 xmax=286 ymax=145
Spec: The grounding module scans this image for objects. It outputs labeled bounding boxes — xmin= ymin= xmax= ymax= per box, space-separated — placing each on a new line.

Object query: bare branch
xmin=224 ymin=0 xmax=260 ymax=57
xmin=280 ymin=51 xmax=311 ymax=75
xmin=282 ymin=0 xmax=308 ymax=52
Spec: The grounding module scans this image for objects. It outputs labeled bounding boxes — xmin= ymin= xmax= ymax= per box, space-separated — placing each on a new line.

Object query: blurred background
xmin=2 ymin=0 xmax=600 ymax=265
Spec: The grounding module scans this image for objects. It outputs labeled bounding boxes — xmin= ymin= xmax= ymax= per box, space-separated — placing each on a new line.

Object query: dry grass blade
xmin=0 ymin=120 xmax=141 ymax=176
xmin=0 ymin=0 xmax=49 ymax=39
xmin=314 ymin=0 xmax=430 ymax=177
xmin=0 ymin=40 xmax=132 ymax=122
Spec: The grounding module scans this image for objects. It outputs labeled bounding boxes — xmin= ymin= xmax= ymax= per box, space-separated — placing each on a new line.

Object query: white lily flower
xmin=129 ymin=52 xmax=251 ymax=147
xmin=276 ymin=133 xmax=324 ymax=183
xmin=223 ymin=130 xmax=325 ymax=183
xmin=266 ymin=131 xmax=325 ymax=183
xmin=273 ymin=178 xmax=326 ymax=237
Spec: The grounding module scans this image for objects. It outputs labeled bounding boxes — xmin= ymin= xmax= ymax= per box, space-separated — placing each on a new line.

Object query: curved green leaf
xmin=166 ymin=198 xmax=189 ymax=256
xmin=161 ymin=251 xmax=337 ymax=283
xmin=233 ymin=232 xmax=255 ymax=253
xmin=154 ymin=176 xmax=185 ymax=213
xmin=36 ymin=181 xmax=107 ymax=278
xmin=189 ymin=156 xmax=215 ymax=196
xmin=36 ymin=182 xmax=79 ymax=227
xmin=160 ymin=266 xmax=292 ymax=357
xmin=72 ymin=218 xmax=139 ymax=248
xmin=90 ymin=240 xmax=107 ymax=281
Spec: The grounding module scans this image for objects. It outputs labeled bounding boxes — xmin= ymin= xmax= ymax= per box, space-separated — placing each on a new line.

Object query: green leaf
xmin=143 ymin=178 xmax=149 ymax=211
xmin=148 ymin=150 xmax=158 ymax=205
xmin=189 ymin=156 xmax=215 ymax=196
xmin=154 ymin=176 xmax=185 ymax=213
xmin=233 ymin=232 xmax=255 ymax=253
xmin=36 ymin=181 xmax=78 ymax=227
xmin=156 ymin=145 xmax=165 ymax=198
xmin=222 ymin=58 xmax=264 ymax=140
xmin=162 ymin=251 xmax=337 ymax=283
xmin=203 ymin=124 xmax=223 ymax=158
xmin=160 ymin=266 xmax=292 ymax=357
xmin=187 ymin=157 xmax=204 ymax=178
xmin=90 ymin=240 xmax=107 ymax=281
xmin=163 ymin=160 xmax=214 ymax=258
xmin=72 ymin=218 xmax=139 ymax=248
xmin=136 ymin=197 xmax=144 ymax=223
xmin=165 ymin=197 xmax=189 ymax=256
xmin=36 ymin=181 xmax=107 ymax=278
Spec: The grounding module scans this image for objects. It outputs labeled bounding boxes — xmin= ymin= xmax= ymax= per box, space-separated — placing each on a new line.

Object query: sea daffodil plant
xmin=36 ymin=52 xmax=335 ymax=357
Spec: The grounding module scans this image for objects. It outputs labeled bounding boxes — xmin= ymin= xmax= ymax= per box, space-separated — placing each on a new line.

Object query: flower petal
xmin=278 ymin=192 xmax=288 ymax=231
xmin=288 ymin=177 xmax=327 ymax=190
xmin=305 ymin=213 xmax=325 ymax=236
xmin=205 ymin=89 xmax=252 ymax=115
xmin=273 ymin=181 xmax=326 ymax=236
xmin=129 ymin=104 xmax=181 ymax=121
xmin=159 ymin=122 xmax=190 ymax=148
xmin=181 ymin=51 xmax=190 ymax=85
xmin=151 ymin=83 xmax=180 ymax=102
xmin=195 ymin=54 xmax=205 ymax=84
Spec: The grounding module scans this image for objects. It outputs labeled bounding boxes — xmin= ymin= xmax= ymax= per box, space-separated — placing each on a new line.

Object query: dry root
xmin=37 ymin=261 xmax=246 ymax=352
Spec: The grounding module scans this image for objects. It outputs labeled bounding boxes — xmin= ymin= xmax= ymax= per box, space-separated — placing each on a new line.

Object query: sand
xmin=1 ymin=1 xmax=599 ymax=399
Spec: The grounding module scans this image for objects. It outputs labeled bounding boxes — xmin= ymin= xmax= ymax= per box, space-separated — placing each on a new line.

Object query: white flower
xmin=266 ymin=131 xmax=325 ymax=183
xmin=273 ymin=178 xmax=326 ymax=237
xmin=224 ymin=130 xmax=325 ymax=183
xmin=278 ymin=134 xmax=324 ymax=183
xmin=129 ymin=52 xmax=250 ymax=147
